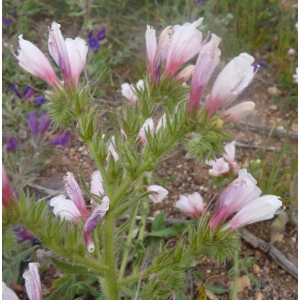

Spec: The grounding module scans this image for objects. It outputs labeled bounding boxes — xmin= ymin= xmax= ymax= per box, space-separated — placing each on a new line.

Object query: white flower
xmin=146 ymin=185 xmax=169 ymax=203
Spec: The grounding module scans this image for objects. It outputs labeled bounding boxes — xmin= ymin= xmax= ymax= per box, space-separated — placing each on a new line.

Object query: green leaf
xmin=147 ymin=223 xmax=188 ymax=238
xmin=193 ymin=271 xmax=203 ymax=283
xmin=205 ymin=284 xmax=231 ymax=294
xmin=50 ymin=257 xmax=104 ymax=277
xmin=152 ymin=211 xmax=166 ymax=231
xmin=50 ymin=274 xmax=72 ymax=289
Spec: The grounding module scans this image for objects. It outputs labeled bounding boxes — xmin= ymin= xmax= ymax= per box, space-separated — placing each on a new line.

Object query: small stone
xmin=277 ymin=126 xmax=284 ymax=130
xmin=263 ymin=266 xmax=270 ymax=274
xmin=206 ymin=269 xmax=211 ymax=273
xmin=253 ymin=263 xmax=260 ymax=274
xmin=78 ymin=147 xmax=84 ymax=152
xmin=50 ymin=168 xmax=57 ymax=174
xmin=291 ymin=236 xmax=296 ymax=243
xmin=254 ymin=250 xmax=262 ymax=258
xmin=269 ymin=105 xmax=278 ymax=111
xmin=267 ymin=86 xmax=282 ymax=96
xmin=254 ymin=292 xmax=263 ymax=300
xmin=173 ymin=180 xmax=180 ymax=187
xmin=271 ymin=262 xmax=278 ymax=269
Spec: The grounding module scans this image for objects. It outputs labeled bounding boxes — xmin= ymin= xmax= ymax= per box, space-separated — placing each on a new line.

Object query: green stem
xmin=73 ymin=254 xmax=109 ymax=272
xmin=104 ymin=212 xmax=119 ymax=300
xmin=118 ymin=268 xmax=152 ymax=286
xmin=132 ymin=201 xmax=149 ymax=275
xmin=231 ymin=249 xmax=239 ymax=300
xmin=111 ymin=134 xmax=181 ymax=210
xmin=118 ymin=201 xmax=139 ymax=281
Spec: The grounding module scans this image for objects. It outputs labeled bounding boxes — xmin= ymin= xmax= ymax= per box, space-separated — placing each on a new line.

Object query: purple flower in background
xmin=27 ymin=112 xmax=39 ymax=136
xmin=34 ymin=96 xmax=47 ymax=105
xmin=6 ymin=137 xmax=18 ymax=151
xmin=11 ymin=83 xmax=22 ymax=98
xmin=192 ymin=0 xmax=207 ymax=5
xmin=2 ymin=17 xmax=12 ymax=27
xmin=88 ymin=30 xmax=93 ymax=39
xmin=96 ymin=27 xmax=106 ymax=40
xmin=39 ymin=112 xmax=51 ymax=135
xmin=88 ymin=36 xmax=100 ymax=51
xmin=50 ymin=131 xmax=70 ymax=147
xmin=23 ymin=86 xmax=34 ymax=101
xmin=13 ymin=226 xmax=34 ymax=241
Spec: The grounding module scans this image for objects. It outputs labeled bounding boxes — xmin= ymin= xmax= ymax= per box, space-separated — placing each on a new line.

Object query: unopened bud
xmin=176 ymin=65 xmax=194 ymax=82
xmin=220 ymin=101 xmax=255 ymax=123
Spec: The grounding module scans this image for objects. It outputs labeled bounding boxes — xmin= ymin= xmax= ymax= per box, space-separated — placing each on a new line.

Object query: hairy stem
xmin=104 ymin=212 xmax=119 ymax=299
xmin=231 ymin=249 xmax=239 ymax=300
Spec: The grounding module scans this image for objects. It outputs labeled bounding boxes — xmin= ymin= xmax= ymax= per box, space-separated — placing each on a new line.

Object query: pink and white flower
xmin=2 ymin=282 xmax=20 ymax=300
xmin=146 ymin=185 xmax=169 ymax=203
xmin=165 ymin=18 xmax=204 ymax=76
xmin=146 ymin=25 xmax=158 ymax=78
xmin=175 ymin=192 xmax=204 ymax=217
xmin=206 ymin=53 xmax=255 ymax=117
xmin=23 ymin=263 xmax=43 ymax=300
xmin=121 ymin=80 xmax=144 ymax=104
xmin=83 ymin=196 xmax=110 ymax=252
xmin=209 ymin=169 xmax=262 ymax=230
xmin=207 ymin=141 xmax=239 ymax=176
xmin=49 ymin=171 xmax=109 ymax=252
xmin=138 ymin=118 xmax=155 ymax=145
xmin=12 ymin=22 xmax=88 ymax=89
xmin=188 ymin=34 xmax=221 ymax=113
xmin=226 ymin=195 xmax=282 ymax=231
xmin=48 ymin=22 xmax=88 ymax=88
xmin=12 ymin=35 xmax=59 ymax=87
xmin=63 ymin=172 xmax=89 ymax=219
xmin=206 ymin=157 xmax=230 ymax=177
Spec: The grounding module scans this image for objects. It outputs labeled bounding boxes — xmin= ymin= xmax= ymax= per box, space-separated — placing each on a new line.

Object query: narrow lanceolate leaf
xmin=50 ymin=257 xmax=105 ymax=277
xmin=146 ymin=222 xmax=188 ymax=238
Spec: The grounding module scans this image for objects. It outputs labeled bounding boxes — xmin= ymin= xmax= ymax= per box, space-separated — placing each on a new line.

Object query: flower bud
xmin=220 ymin=101 xmax=255 ymax=123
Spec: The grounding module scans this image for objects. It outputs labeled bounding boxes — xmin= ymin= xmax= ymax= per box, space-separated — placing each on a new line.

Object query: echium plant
xmin=4 ymin=19 xmax=282 ymax=299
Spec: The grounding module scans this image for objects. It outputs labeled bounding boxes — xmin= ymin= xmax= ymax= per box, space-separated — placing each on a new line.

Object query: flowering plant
xmin=3 ymin=19 xmax=282 ymax=299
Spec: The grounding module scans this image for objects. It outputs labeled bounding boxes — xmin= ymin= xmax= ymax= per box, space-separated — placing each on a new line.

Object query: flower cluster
xmin=146 ymin=19 xmax=257 ymax=121
xmin=174 ymin=169 xmax=282 ymax=232
xmin=12 ymin=22 xmax=88 ymax=90
xmin=49 ymin=171 xmax=109 ymax=252
xmin=206 ymin=141 xmax=239 ymax=177
xmin=209 ymin=169 xmax=282 ymax=231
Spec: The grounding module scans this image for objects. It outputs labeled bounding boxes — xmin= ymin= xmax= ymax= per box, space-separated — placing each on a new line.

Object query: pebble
xmin=271 ymin=262 xmax=278 ymax=269
xmin=267 ymin=86 xmax=282 ymax=96
xmin=173 ymin=180 xmax=181 ymax=187
xmin=263 ymin=266 xmax=270 ymax=274
xmin=253 ymin=263 xmax=260 ymax=274
xmin=269 ymin=104 xmax=278 ymax=111
xmin=78 ymin=147 xmax=84 ymax=152
xmin=254 ymin=292 xmax=263 ymax=300
xmin=277 ymin=126 xmax=284 ymax=130
xmin=254 ymin=250 xmax=262 ymax=258
xmin=206 ymin=269 xmax=211 ymax=273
